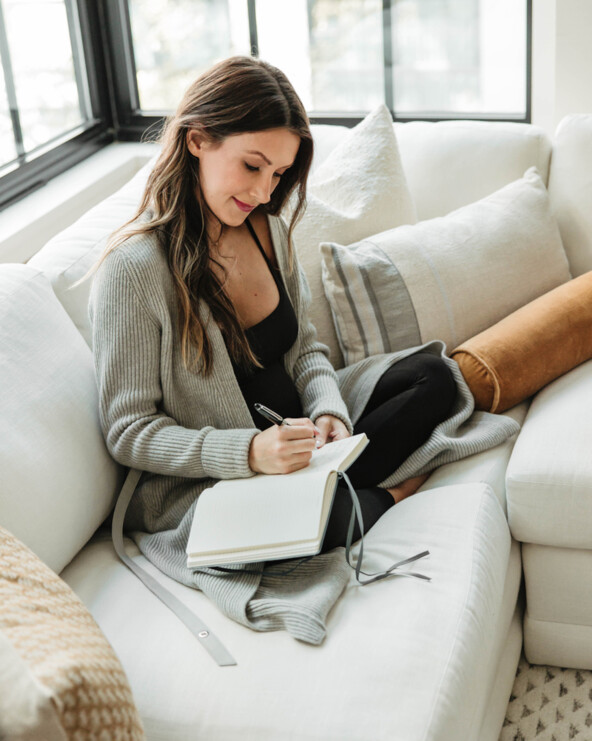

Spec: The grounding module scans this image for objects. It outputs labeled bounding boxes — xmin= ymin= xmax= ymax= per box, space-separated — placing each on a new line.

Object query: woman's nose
xmin=251 ymin=173 xmax=273 ymax=204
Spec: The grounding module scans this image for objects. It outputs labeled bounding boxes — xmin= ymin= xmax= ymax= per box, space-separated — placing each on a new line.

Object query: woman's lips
xmin=232 ymin=197 xmax=255 ymax=213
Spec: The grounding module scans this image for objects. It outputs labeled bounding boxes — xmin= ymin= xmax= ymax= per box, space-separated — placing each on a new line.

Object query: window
xmin=0 ymin=0 xmax=111 ymax=209
xmin=0 ymin=0 xmax=531 ymax=210
xmin=390 ymin=0 xmax=528 ymax=118
xmin=119 ymin=0 xmax=530 ymax=125
xmin=256 ymin=0 xmax=384 ymax=114
xmin=128 ymin=0 xmax=251 ymax=112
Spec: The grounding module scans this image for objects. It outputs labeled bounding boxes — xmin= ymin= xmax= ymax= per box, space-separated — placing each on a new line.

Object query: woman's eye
xmin=245 ymin=164 xmax=259 ymax=172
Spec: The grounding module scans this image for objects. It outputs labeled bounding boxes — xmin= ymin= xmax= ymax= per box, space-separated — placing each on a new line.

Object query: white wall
xmin=532 ymin=0 xmax=592 ymax=136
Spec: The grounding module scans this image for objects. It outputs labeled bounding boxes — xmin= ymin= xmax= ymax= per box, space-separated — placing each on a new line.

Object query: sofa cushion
xmin=522 ymin=543 xmax=592 ymax=669
xmin=320 ymin=167 xmax=570 ymax=364
xmin=548 ymin=114 xmax=592 ymax=278
xmin=451 ymin=271 xmax=592 ymax=412
xmin=0 ymin=264 xmax=120 ymax=573
xmin=506 ymin=358 xmax=592 ymax=548
xmin=28 ymin=156 xmax=157 ymax=347
xmin=394 ymin=119 xmax=552 ymax=220
xmin=289 ymin=104 xmax=417 ymax=369
xmin=62 ymin=483 xmax=516 ymax=741
xmin=310 ymin=120 xmax=553 ymax=222
xmin=0 ymin=525 xmax=144 ymax=740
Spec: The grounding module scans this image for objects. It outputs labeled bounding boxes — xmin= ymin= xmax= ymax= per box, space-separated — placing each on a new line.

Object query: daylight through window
xmin=127 ymin=0 xmax=529 ymax=120
xmin=0 ymin=0 xmax=93 ymax=172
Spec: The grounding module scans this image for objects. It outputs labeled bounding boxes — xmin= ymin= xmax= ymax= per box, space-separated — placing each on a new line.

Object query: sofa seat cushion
xmin=0 ymin=264 xmax=121 ymax=573
xmin=506 ymin=358 xmax=592 ymax=548
xmin=62 ymin=483 xmax=517 ymax=741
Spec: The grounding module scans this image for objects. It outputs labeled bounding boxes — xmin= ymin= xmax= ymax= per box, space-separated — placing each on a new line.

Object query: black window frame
xmin=0 ymin=0 xmax=532 ymax=211
xmin=104 ymin=0 xmax=532 ymax=136
xmin=0 ymin=0 xmax=114 ymax=210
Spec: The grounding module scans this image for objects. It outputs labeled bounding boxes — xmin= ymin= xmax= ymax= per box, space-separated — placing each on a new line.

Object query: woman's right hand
xmin=248 ymin=418 xmax=320 ymax=474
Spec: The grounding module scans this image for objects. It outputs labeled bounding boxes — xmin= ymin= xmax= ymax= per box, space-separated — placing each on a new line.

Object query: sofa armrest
xmin=506 ymin=358 xmax=592 ymax=548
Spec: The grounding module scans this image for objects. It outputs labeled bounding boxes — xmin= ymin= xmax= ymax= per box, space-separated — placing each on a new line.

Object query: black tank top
xmin=228 ymin=220 xmax=303 ymax=428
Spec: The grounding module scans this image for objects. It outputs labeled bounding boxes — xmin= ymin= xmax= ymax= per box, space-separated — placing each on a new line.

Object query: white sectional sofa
xmin=2 ymin=112 xmax=592 ymax=741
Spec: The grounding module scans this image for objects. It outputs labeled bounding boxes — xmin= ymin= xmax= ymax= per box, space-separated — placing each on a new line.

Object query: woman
xmin=90 ymin=56 xmax=518 ymax=645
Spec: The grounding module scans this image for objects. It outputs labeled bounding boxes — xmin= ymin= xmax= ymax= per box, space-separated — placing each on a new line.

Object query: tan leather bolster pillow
xmin=450 ymin=271 xmax=592 ymax=413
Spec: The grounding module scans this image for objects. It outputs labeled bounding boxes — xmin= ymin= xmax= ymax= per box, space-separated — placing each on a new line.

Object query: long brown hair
xmin=101 ymin=56 xmax=313 ymax=374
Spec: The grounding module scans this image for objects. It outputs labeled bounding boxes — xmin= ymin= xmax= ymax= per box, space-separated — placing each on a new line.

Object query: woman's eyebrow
xmin=246 ymin=150 xmax=294 ymax=169
xmin=246 ymin=150 xmax=272 ymax=165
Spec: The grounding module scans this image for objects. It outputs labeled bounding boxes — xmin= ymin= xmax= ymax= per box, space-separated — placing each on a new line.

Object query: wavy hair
xmin=98 ymin=56 xmax=313 ymax=374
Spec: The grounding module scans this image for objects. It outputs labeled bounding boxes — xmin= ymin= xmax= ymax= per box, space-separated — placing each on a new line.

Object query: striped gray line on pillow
xmin=321 ymin=240 xmax=423 ymax=364
xmin=358 ymin=263 xmax=392 ymax=355
xmin=330 ymin=244 xmax=371 ymax=362
xmin=363 ymin=241 xmax=422 ymax=352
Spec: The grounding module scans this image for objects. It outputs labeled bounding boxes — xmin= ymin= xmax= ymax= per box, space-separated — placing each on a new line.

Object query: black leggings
xmin=321 ymin=353 xmax=457 ymax=552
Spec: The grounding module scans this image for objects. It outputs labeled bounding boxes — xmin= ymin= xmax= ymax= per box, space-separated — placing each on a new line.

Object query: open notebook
xmin=186 ymin=433 xmax=369 ymax=568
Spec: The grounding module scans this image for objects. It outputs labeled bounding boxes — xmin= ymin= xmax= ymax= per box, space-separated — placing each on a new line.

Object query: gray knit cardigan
xmin=89 ymin=214 xmax=519 ymax=645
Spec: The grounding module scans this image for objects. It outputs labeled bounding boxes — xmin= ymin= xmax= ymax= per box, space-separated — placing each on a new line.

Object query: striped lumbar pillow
xmin=320 ymin=167 xmax=571 ymax=365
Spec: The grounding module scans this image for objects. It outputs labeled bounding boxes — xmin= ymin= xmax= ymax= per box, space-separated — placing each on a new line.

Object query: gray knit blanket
xmin=134 ymin=339 xmax=518 ymax=646
xmin=90 ymin=218 xmax=519 ymax=646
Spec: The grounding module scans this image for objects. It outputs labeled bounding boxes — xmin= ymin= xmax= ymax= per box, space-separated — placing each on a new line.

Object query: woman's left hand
xmin=314 ymin=415 xmax=351 ymax=447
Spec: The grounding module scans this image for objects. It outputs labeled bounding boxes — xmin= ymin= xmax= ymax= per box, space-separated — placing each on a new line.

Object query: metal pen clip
xmin=253 ymin=403 xmax=291 ymax=426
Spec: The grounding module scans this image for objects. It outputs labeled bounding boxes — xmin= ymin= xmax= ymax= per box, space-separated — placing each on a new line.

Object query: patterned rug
xmin=500 ymin=654 xmax=592 ymax=741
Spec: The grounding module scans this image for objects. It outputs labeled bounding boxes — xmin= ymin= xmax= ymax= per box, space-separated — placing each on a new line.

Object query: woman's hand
xmin=248 ymin=418 xmax=320 ymax=474
xmin=314 ymin=415 xmax=351 ymax=446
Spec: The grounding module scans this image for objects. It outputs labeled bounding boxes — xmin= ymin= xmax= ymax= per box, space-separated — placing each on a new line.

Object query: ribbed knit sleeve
xmin=89 ymin=247 xmax=257 ymax=479
xmin=292 ymin=268 xmax=353 ymax=432
xmin=285 ymin=250 xmax=353 ymax=433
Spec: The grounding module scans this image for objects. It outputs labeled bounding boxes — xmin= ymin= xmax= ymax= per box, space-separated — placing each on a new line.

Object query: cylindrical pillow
xmin=451 ymin=271 xmax=592 ymax=413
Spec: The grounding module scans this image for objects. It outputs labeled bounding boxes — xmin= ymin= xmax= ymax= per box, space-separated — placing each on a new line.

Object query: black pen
xmin=254 ymin=403 xmax=292 ymax=426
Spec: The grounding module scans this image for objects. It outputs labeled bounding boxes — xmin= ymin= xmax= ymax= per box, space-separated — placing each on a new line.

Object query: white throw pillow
xmin=288 ymin=104 xmax=417 ymax=369
xmin=29 ymin=157 xmax=156 ymax=346
xmin=320 ymin=167 xmax=571 ymax=365
xmin=0 ymin=264 xmax=121 ymax=573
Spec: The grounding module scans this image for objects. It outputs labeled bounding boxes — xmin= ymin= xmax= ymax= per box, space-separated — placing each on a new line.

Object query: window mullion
xmin=247 ymin=0 xmax=259 ymax=56
xmin=0 ymin=0 xmax=24 ymax=158
xmin=382 ymin=0 xmax=394 ymax=115
xmin=119 ymin=0 xmax=140 ymax=111
xmin=65 ymin=0 xmax=92 ymax=121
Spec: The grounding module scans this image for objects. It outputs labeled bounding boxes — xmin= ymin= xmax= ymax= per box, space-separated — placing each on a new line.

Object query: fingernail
xmin=314 ymin=426 xmax=321 ymax=435
xmin=315 ymin=439 xmax=322 ymax=448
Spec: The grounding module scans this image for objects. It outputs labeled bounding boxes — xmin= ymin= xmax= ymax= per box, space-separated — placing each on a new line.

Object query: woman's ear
xmin=186 ymin=129 xmax=204 ymax=158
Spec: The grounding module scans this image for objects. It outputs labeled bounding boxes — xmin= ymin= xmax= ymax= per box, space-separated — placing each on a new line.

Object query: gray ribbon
xmin=112 ymin=468 xmax=237 ymax=667
xmin=338 ymin=471 xmax=431 ymax=585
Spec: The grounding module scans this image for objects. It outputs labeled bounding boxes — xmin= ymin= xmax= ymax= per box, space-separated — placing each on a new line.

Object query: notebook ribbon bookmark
xmin=338 ymin=471 xmax=431 ymax=585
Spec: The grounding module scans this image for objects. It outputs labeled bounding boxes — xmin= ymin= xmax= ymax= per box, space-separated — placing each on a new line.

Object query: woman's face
xmin=186 ymin=127 xmax=301 ymax=227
